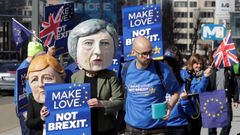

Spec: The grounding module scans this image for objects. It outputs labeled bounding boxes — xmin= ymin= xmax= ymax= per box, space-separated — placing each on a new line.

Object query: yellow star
xmin=150 ymin=87 xmax=156 ymax=94
xmin=153 ymin=46 xmax=161 ymax=54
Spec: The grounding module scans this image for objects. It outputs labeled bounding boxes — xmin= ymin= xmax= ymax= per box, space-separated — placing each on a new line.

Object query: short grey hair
xmin=68 ymin=19 xmax=118 ymax=62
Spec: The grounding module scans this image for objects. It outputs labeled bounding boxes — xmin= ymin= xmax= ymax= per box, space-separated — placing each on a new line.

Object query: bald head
xmin=132 ymin=36 xmax=152 ymax=51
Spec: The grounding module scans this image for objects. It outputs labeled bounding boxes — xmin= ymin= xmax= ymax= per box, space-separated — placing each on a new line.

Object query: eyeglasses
xmin=134 ymin=49 xmax=153 ymax=58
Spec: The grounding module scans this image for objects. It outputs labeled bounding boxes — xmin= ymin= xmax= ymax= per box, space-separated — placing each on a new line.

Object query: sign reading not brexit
xmin=45 ymin=83 xmax=91 ymax=135
xmin=122 ymin=4 xmax=163 ymax=61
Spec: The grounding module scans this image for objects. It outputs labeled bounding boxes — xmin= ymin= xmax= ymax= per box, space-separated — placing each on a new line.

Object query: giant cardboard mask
xmin=27 ymin=54 xmax=65 ymax=103
xmin=68 ymin=19 xmax=118 ymax=71
xmin=76 ymin=30 xmax=114 ymax=71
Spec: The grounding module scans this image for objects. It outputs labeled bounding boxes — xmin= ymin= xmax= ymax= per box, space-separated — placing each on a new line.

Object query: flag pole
xmin=12 ymin=18 xmax=42 ymax=43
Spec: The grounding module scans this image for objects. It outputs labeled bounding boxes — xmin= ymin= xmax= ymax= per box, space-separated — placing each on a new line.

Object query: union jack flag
xmin=40 ymin=6 xmax=63 ymax=47
xmin=213 ymin=31 xmax=239 ymax=68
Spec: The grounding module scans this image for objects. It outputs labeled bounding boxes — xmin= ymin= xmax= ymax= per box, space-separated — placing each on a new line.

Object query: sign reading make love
xmin=45 ymin=83 xmax=91 ymax=135
xmin=122 ymin=4 xmax=163 ymax=61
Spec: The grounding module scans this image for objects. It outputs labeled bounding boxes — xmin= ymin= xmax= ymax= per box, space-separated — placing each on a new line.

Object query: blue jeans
xmin=16 ymin=112 xmax=30 ymax=135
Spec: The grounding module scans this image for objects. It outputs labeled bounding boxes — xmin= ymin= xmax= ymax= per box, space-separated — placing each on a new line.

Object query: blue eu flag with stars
xmin=12 ymin=18 xmax=32 ymax=50
xmin=199 ymin=89 xmax=229 ymax=128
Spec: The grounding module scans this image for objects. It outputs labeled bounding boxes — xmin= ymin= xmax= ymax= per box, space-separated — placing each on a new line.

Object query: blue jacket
xmin=167 ymin=84 xmax=195 ymax=127
xmin=180 ymin=69 xmax=209 ymax=94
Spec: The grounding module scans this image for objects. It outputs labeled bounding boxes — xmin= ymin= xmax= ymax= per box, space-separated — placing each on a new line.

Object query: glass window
xmin=174 ymin=12 xmax=188 ymax=18
xmin=190 ymin=12 xmax=193 ymax=17
xmin=174 ymin=1 xmax=188 ymax=7
xmin=200 ymin=12 xmax=214 ymax=18
xmin=174 ymin=23 xmax=187 ymax=28
xmin=190 ymin=1 xmax=197 ymax=7
xmin=174 ymin=33 xmax=187 ymax=39
xmin=204 ymin=1 xmax=215 ymax=7
xmin=190 ymin=23 xmax=193 ymax=28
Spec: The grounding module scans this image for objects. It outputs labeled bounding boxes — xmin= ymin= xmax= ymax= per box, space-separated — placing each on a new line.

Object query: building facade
xmin=0 ymin=0 xmax=32 ymax=61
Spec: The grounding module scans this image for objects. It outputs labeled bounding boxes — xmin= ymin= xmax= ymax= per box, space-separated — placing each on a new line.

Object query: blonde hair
xmin=26 ymin=54 xmax=65 ymax=80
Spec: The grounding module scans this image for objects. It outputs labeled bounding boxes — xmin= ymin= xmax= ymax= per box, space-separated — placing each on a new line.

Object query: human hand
xmin=204 ymin=67 xmax=212 ymax=77
xmin=47 ymin=46 xmax=56 ymax=56
xmin=180 ymin=90 xmax=188 ymax=99
xmin=163 ymin=102 xmax=172 ymax=120
xmin=87 ymin=98 xmax=104 ymax=108
xmin=40 ymin=106 xmax=49 ymax=121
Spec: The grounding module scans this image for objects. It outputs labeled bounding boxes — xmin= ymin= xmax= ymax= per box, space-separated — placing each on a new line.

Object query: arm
xmin=100 ymin=73 xmax=124 ymax=114
xmin=26 ymin=95 xmax=44 ymax=129
xmin=180 ymin=91 xmax=195 ymax=116
xmin=190 ymin=76 xmax=209 ymax=93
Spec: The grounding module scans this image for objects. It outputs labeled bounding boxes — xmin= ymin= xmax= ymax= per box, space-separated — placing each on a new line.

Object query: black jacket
xmin=207 ymin=67 xmax=239 ymax=102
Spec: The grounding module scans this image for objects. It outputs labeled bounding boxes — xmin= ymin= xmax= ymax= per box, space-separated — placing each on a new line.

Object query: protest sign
xmin=45 ymin=83 xmax=91 ymax=135
xmin=122 ymin=4 xmax=163 ymax=61
xmin=16 ymin=67 xmax=28 ymax=114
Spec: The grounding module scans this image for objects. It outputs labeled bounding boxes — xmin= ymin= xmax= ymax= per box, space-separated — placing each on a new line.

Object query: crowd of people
xmin=14 ymin=19 xmax=240 ymax=135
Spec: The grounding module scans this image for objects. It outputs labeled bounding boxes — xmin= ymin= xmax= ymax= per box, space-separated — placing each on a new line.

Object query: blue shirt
xmin=122 ymin=60 xmax=179 ymax=129
xmin=167 ymin=86 xmax=194 ymax=126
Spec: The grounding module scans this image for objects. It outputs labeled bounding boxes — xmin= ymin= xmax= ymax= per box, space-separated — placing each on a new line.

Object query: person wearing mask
xmin=14 ymin=32 xmax=44 ymax=135
xmin=67 ymin=19 xmax=123 ymax=135
xmin=25 ymin=54 xmax=65 ymax=135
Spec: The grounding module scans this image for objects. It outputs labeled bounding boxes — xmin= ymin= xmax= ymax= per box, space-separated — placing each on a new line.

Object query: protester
xmin=121 ymin=36 xmax=179 ymax=135
xmin=163 ymin=48 xmax=194 ymax=135
xmin=68 ymin=19 xmax=123 ymax=135
xmin=14 ymin=32 xmax=45 ymax=135
xmin=206 ymin=49 xmax=239 ymax=135
xmin=180 ymin=53 xmax=212 ymax=135
xmin=25 ymin=54 xmax=65 ymax=135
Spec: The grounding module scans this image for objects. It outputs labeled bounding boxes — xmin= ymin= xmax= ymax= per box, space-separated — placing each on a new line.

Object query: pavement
xmin=0 ymin=95 xmax=240 ymax=135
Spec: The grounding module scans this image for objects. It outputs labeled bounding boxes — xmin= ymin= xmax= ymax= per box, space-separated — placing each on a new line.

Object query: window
xmin=190 ymin=2 xmax=197 ymax=7
xmin=190 ymin=12 xmax=193 ymax=17
xmin=174 ymin=33 xmax=188 ymax=39
xmin=174 ymin=1 xmax=188 ymax=7
xmin=174 ymin=23 xmax=187 ymax=28
xmin=174 ymin=12 xmax=188 ymax=18
xmin=204 ymin=1 xmax=215 ymax=7
xmin=200 ymin=12 xmax=214 ymax=18
xmin=189 ymin=23 xmax=194 ymax=28
xmin=189 ymin=33 xmax=195 ymax=39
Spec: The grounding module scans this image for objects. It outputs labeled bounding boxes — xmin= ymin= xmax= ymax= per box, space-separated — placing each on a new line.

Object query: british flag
xmin=40 ymin=6 xmax=63 ymax=47
xmin=213 ymin=31 xmax=239 ymax=68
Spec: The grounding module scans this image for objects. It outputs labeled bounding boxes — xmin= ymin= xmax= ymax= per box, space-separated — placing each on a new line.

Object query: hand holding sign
xmin=40 ymin=106 xmax=49 ymax=121
xmin=87 ymin=98 xmax=104 ymax=108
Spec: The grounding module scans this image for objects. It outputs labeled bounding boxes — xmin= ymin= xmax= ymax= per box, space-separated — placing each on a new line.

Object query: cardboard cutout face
xmin=76 ymin=30 xmax=114 ymax=71
xmin=28 ymin=66 xmax=63 ymax=103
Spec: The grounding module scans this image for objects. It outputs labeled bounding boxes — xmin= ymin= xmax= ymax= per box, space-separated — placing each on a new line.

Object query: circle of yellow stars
xmin=203 ymin=98 xmax=224 ymax=117
xmin=68 ymin=84 xmax=89 ymax=105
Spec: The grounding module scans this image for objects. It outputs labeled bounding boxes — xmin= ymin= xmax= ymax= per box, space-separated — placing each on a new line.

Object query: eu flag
xmin=199 ymin=89 xmax=229 ymax=128
xmin=12 ymin=18 xmax=32 ymax=50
